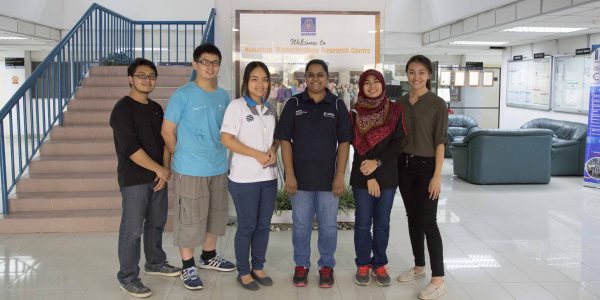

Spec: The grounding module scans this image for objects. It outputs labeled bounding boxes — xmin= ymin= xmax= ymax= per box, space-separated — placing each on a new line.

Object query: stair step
xmin=89 ymin=65 xmax=193 ymax=77
xmin=50 ymin=126 xmax=112 ymax=140
xmin=29 ymin=155 xmax=116 ymax=174
xmin=16 ymin=173 xmax=118 ymax=193
xmin=9 ymin=191 xmax=174 ymax=212
xmin=40 ymin=139 xmax=114 ymax=156
xmin=82 ymin=75 xmax=188 ymax=87
xmin=75 ymin=87 xmax=177 ymax=99
xmin=63 ymin=111 xmax=110 ymax=126
xmin=0 ymin=209 xmax=174 ymax=233
xmin=67 ymin=98 xmax=168 ymax=112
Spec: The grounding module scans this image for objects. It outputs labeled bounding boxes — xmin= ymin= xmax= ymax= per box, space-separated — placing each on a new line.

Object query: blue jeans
xmin=117 ymin=183 xmax=168 ymax=284
xmin=228 ymin=179 xmax=277 ymax=276
xmin=291 ymin=190 xmax=339 ymax=268
xmin=352 ymin=188 xmax=396 ymax=268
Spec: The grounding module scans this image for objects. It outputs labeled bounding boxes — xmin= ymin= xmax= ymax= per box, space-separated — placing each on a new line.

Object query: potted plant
xmin=101 ymin=52 xmax=133 ymax=66
xmin=271 ymin=187 xmax=355 ymax=224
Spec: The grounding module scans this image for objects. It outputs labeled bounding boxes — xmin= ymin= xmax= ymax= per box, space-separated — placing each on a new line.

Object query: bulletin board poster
xmin=235 ymin=11 xmax=379 ymax=100
xmin=506 ymin=58 xmax=552 ymax=110
xmin=583 ymin=44 xmax=600 ymax=188
xmin=553 ymin=55 xmax=591 ymax=114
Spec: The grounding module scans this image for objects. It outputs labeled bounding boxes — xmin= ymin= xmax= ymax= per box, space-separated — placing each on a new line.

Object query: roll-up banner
xmin=584 ymin=44 xmax=600 ymax=188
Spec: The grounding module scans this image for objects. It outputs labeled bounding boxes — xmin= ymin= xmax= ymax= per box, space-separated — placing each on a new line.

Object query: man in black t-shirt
xmin=110 ymin=58 xmax=180 ymax=298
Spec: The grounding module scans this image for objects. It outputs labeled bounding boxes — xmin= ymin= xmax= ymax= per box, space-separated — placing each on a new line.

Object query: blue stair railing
xmin=0 ymin=3 xmax=215 ymax=214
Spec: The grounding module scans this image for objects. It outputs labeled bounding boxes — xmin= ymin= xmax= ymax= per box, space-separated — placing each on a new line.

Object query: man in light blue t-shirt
xmin=161 ymin=44 xmax=235 ymax=291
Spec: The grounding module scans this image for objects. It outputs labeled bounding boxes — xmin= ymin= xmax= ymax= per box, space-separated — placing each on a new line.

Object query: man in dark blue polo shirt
xmin=275 ymin=59 xmax=352 ymax=288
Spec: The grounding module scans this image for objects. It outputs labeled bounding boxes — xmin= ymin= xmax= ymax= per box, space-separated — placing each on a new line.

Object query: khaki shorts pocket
xmin=178 ymin=197 xmax=202 ymax=225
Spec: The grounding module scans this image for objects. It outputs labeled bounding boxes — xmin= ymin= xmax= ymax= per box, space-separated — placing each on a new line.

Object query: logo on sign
xmin=301 ymin=17 xmax=316 ymax=36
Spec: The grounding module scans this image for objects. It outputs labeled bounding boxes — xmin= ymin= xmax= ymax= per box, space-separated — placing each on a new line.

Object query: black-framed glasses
xmin=197 ymin=59 xmax=221 ymax=67
xmin=133 ymin=73 xmax=157 ymax=80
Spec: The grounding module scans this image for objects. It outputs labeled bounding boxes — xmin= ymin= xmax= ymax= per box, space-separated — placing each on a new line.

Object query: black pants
xmin=398 ymin=153 xmax=444 ymax=277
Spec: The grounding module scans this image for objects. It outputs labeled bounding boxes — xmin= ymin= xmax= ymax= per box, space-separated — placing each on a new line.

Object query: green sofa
xmin=520 ymin=118 xmax=587 ymax=176
xmin=445 ymin=114 xmax=480 ymax=158
xmin=450 ymin=129 xmax=553 ymax=184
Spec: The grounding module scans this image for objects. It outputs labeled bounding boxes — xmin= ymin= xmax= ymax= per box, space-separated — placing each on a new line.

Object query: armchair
xmin=446 ymin=114 xmax=479 ymax=158
xmin=520 ymin=118 xmax=587 ymax=176
xmin=449 ymin=129 xmax=553 ymax=184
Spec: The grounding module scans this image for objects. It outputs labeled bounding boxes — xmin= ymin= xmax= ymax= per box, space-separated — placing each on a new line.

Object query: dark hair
xmin=193 ymin=43 xmax=222 ymax=62
xmin=127 ymin=58 xmax=157 ymax=77
xmin=405 ymin=54 xmax=433 ymax=90
xmin=241 ymin=61 xmax=271 ymax=100
xmin=127 ymin=58 xmax=157 ymax=87
xmin=305 ymin=59 xmax=329 ymax=76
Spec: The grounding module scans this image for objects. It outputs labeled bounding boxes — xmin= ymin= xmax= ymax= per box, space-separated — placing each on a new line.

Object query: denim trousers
xmin=352 ymin=187 xmax=396 ymax=268
xmin=117 ymin=182 xmax=168 ymax=284
xmin=228 ymin=179 xmax=277 ymax=276
xmin=291 ymin=190 xmax=339 ymax=268
xmin=398 ymin=154 xmax=445 ymax=277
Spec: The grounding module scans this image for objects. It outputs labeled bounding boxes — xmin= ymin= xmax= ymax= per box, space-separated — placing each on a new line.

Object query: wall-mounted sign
xmin=465 ymin=61 xmax=483 ymax=69
xmin=534 ymin=52 xmax=545 ymax=59
xmin=11 ymin=76 xmax=19 ymax=85
xmin=5 ymin=57 xmax=24 ymax=68
xmin=235 ymin=10 xmax=380 ymax=101
xmin=576 ymin=48 xmax=591 ymax=55
xmin=513 ymin=55 xmax=523 ymax=61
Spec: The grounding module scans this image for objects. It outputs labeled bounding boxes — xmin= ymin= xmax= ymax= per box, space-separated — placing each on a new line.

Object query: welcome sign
xmin=235 ymin=11 xmax=380 ymax=99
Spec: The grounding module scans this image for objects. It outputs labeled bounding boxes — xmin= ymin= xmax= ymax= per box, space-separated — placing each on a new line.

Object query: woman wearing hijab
xmin=350 ymin=69 xmax=405 ymax=286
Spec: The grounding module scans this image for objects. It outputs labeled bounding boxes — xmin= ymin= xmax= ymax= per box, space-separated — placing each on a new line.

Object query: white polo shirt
xmin=220 ymin=97 xmax=277 ymax=183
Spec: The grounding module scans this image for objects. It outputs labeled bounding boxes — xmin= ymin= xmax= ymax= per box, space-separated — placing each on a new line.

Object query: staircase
xmin=0 ymin=65 xmax=192 ymax=233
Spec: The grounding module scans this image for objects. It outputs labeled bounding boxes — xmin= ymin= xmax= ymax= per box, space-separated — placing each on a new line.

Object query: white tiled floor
xmin=1 ymin=159 xmax=600 ymax=299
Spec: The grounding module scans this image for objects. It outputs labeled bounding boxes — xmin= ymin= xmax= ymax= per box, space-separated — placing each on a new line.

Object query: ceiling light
xmin=449 ymin=41 xmax=508 ymax=46
xmin=0 ymin=36 xmax=28 ymax=40
xmin=503 ymin=27 xmax=587 ymax=33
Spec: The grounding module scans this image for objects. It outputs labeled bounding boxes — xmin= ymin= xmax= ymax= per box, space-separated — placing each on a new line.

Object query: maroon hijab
xmin=352 ymin=69 xmax=404 ymax=155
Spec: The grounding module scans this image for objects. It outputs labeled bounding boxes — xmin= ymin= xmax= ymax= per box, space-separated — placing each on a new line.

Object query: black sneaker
xmin=144 ymin=261 xmax=181 ymax=277
xmin=120 ymin=277 xmax=152 ymax=298
xmin=319 ymin=266 xmax=334 ymax=288
xmin=293 ymin=266 xmax=309 ymax=287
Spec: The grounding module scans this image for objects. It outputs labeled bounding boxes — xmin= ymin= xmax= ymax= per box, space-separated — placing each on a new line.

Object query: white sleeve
xmin=220 ymin=101 xmax=242 ymax=136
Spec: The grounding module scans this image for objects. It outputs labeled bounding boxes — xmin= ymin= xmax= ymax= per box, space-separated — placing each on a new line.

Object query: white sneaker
xmin=418 ymin=282 xmax=447 ymax=300
xmin=396 ymin=268 xmax=426 ymax=282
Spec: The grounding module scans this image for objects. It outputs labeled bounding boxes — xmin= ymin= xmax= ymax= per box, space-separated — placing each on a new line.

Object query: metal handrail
xmin=0 ymin=3 xmax=214 ymax=214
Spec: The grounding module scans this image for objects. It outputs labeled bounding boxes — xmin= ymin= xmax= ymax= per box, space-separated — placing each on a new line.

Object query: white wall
xmin=500 ymin=34 xmax=594 ymax=128
xmin=419 ymin=0 xmax=515 ymax=32
xmin=0 ymin=0 xmax=64 ymax=28
xmin=61 ymin=0 xmax=215 ymax=29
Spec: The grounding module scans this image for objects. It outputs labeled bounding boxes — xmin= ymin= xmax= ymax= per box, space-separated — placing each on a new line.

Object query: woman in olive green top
xmin=395 ymin=55 xmax=448 ymax=300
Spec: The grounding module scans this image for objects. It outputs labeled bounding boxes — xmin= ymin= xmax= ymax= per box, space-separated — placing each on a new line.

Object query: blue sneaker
xmin=198 ymin=255 xmax=236 ymax=272
xmin=180 ymin=266 xmax=203 ymax=290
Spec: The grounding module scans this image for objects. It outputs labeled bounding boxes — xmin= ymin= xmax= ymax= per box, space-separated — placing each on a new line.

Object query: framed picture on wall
xmin=454 ymin=70 xmax=465 ymax=86
xmin=440 ymin=70 xmax=451 ymax=86
xmin=483 ymin=71 xmax=494 ymax=86
xmin=468 ymin=70 xmax=480 ymax=86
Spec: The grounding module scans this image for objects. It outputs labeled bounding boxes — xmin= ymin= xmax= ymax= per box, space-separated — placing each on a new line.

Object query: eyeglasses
xmin=132 ymin=73 xmax=157 ymax=80
xmin=197 ymin=59 xmax=221 ymax=67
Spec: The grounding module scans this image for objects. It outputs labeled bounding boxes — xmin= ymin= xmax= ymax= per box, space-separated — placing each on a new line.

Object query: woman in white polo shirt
xmin=220 ymin=61 xmax=278 ymax=291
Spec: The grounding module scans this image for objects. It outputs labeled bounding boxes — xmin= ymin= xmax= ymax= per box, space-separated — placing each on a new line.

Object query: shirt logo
xmin=192 ymin=106 xmax=206 ymax=111
xmin=323 ymin=112 xmax=335 ymax=119
xmin=301 ymin=17 xmax=316 ymax=36
xmin=296 ymin=110 xmax=307 ymax=116
xmin=246 ymin=114 xmax=254 ymax=122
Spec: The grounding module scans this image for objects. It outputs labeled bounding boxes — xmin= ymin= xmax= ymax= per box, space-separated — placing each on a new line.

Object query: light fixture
xmin=449 ymin=41 xmax=508 ymax=46
xmin=0 ymin=36 xmax=28 ymax=40
xmin=232 ymin=28 xmax=239 ymax=32
xmin=503 ymin=27 xmax=587 ymax=33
